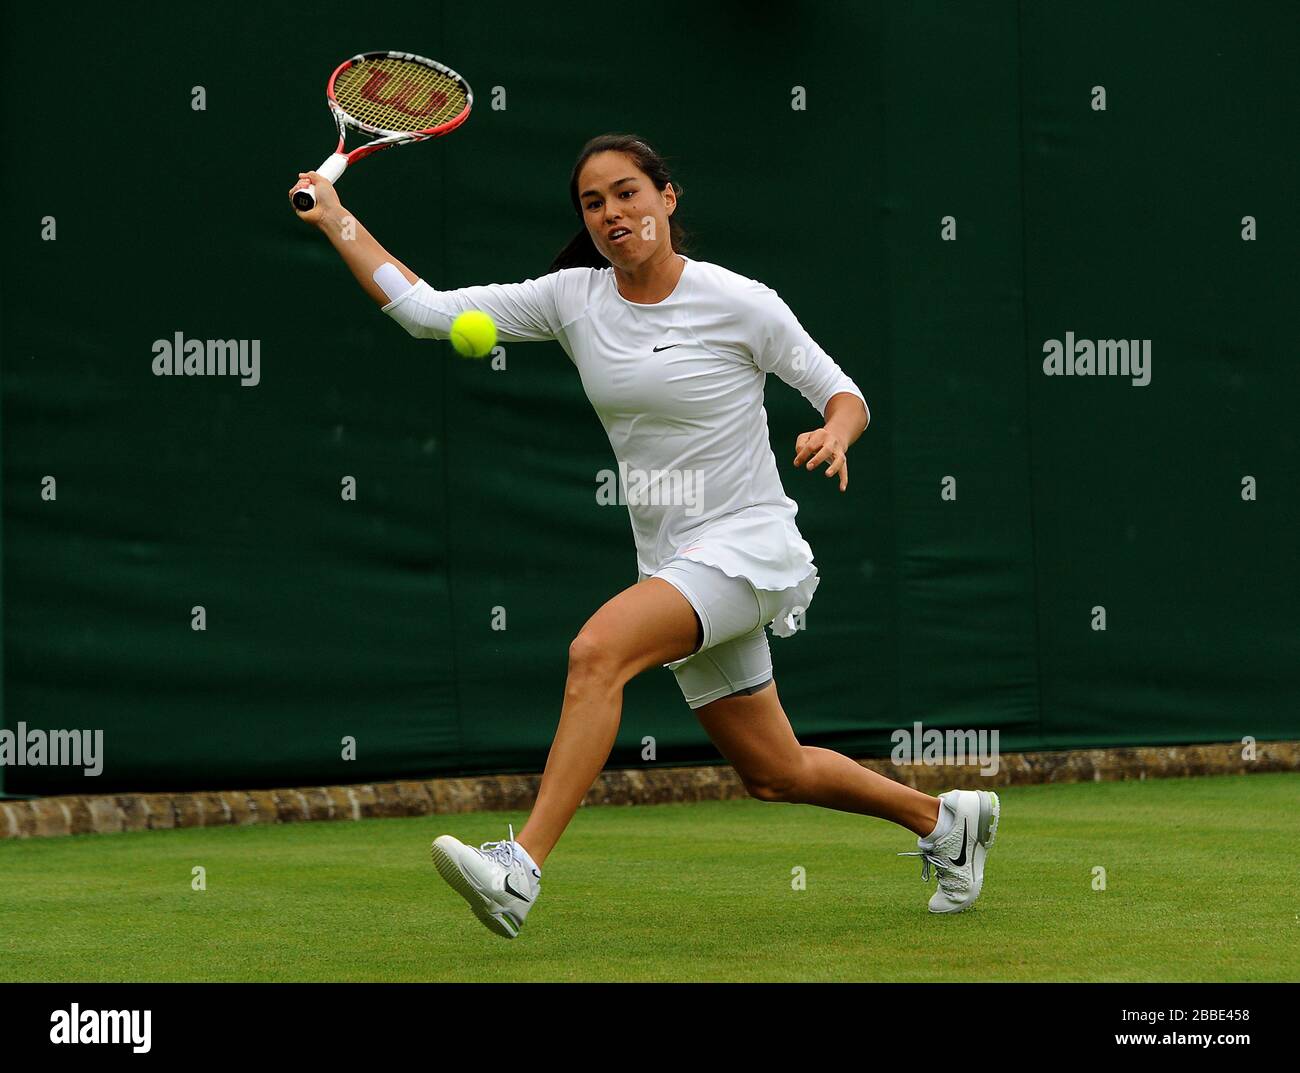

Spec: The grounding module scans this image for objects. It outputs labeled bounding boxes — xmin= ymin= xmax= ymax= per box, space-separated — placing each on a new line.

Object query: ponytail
xmin=548 ymin=228 xmax=609 ymax=272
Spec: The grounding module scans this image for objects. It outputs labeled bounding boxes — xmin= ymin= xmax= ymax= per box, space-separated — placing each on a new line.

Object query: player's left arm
xmin=748 ymin=287 xmax=871 ymax=492
xmin=794 ymin=391 xmax=868 ymax=492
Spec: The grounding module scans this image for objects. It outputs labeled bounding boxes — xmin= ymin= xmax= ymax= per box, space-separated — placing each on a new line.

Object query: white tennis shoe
xmin=430 ymin=824 xmax=541 ymax=939
xmin=899 ymin=788 xmax=1000 ymax=914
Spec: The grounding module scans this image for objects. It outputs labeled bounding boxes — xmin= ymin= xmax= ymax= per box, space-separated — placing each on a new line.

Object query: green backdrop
xmin=2 ymin=1 xmax=1296 ymax=795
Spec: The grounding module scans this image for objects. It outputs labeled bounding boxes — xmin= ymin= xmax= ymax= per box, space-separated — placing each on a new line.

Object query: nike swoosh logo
xmin=652 ymin=344 xmax=681 ymax=352
xmin=948 ymin=819 xmax=968 ymax=867
xmin=503 ymin=875 xmax=532 ymax=902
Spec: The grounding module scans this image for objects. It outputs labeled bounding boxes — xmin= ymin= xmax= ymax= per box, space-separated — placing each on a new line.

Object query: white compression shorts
xmin=640 ymin=559 xmax=799 ymax=709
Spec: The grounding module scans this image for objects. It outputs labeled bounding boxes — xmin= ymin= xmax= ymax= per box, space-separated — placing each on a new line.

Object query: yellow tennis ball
xmin=450 ymin=310 xmax=497 ymax=359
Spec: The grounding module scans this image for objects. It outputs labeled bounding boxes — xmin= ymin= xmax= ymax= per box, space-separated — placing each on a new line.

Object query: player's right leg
xmin=429 ymin=576 xmax=700 ymax=938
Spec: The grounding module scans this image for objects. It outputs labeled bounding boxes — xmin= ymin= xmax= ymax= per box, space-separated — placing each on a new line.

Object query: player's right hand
xmin=288 ymin=171 xmax=342 ymax=224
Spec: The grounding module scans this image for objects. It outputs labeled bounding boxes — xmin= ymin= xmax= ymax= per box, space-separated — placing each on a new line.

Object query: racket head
xmin=326 ymin=51 xmax=473 ymax=143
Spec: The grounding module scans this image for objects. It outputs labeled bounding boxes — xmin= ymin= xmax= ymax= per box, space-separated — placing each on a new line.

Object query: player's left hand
xmin=793 ymin=428 xmax=849 ymax=492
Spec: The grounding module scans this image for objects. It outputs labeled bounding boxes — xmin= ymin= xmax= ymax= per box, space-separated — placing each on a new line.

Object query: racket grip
xmin=292 ymin=153 xmax=349 ymax=212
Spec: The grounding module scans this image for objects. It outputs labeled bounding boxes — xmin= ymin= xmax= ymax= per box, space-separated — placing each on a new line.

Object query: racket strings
xmin=334 ymin=58 xmax=468 ymax=133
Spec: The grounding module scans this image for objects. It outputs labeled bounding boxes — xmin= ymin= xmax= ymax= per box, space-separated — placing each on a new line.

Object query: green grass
xmin=1 ymin=772 xmax=1297 ymax=981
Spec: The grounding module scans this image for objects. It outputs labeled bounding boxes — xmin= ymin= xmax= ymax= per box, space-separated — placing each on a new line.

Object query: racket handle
xmin=292 ymin=153 xmax=349 ymax=212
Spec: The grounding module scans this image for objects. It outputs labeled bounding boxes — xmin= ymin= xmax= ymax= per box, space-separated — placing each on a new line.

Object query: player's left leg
xmin=693 ymin=677 xmax=940 ymax=834
xmin=693 ymin=672 xmax=999 ymax=913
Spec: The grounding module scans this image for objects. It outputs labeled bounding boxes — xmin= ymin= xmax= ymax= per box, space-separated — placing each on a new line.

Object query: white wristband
xmin=373 ymin=263 xmax=414 ymax=303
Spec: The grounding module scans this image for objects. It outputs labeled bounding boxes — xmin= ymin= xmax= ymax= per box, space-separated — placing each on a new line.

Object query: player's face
xmin=578 ymin=152 xmax=676 ymax=270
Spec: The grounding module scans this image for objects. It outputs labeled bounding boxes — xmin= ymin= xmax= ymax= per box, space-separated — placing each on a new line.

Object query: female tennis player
xmin=290 ymin=134 xmax=998 ymax=936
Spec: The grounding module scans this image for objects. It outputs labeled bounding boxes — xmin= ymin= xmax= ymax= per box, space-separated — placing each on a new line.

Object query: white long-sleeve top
xmin=382 ymin=256 xmax=868 ymax=637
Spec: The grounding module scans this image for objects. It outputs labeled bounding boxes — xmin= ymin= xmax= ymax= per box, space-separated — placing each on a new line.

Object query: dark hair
xmin=548 ymin=133 xmax=691 ymax=272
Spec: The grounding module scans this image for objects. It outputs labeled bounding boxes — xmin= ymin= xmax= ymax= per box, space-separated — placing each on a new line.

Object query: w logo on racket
xmin=358 ymin=70 xmax=449 ymax=118
xmin=290 ymin=51 xmax=473 ymax=214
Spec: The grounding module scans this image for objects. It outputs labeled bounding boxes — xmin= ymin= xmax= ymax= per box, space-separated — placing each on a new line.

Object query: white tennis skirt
xmin=639 ymin=558 xmax=819 ymax=709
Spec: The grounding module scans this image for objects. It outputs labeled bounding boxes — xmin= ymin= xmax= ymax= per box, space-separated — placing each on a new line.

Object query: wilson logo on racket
xmin=291 ymin=50 xmax=473 ymax=214
xmin=357 ymin=70 xmax=450 ymax=118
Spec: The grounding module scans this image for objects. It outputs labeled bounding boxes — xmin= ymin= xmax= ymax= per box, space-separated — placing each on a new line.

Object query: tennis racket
xmin=291 ymin=50 xmax=473 ymax=213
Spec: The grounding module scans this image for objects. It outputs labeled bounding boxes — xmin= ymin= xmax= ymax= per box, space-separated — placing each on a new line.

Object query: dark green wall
xmin=3 ymin=2 xmax=1296 ymax=795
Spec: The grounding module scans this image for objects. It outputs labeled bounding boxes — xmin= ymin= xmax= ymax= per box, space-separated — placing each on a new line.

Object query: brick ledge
xmin=2 ymin=740 xmax=1296 ymax=839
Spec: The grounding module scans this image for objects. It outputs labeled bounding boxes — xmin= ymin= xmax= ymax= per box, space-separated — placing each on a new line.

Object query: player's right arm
xmin=290 ymin=170 xmax=417 ymax=308
xmin=290 ymin=170 xmax=565 ymax=344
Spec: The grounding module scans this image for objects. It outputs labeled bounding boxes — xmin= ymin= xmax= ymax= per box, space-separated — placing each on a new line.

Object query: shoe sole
xmin=978 ymin=789 xmax=1000 ymax=850
xmin=430 ymin=838 xmax=520 ymax=940
xmin=929 ymin=789 xmax=1000 ymax=915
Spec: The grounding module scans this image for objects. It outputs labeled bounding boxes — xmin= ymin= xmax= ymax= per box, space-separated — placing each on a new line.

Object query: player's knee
xmin=566 ymin=631 xmax=624 ymax=691
xmin=740 ymin=747 xmax=809 ymax=803
xmin=742 ymin=767 xmax=802 ymax=804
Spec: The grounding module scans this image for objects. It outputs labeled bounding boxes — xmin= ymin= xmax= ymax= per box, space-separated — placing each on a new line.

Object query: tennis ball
xmin=450 ymin=310 xmax=497 ymax=359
